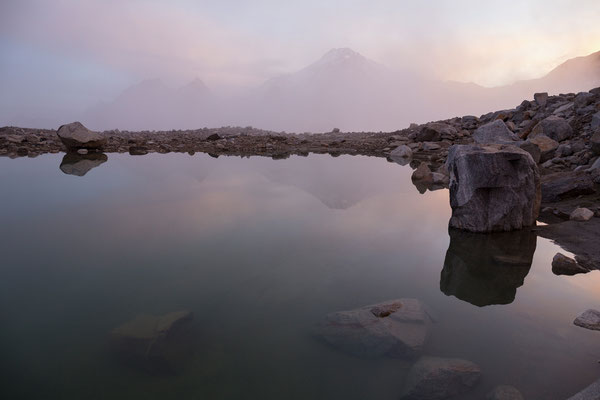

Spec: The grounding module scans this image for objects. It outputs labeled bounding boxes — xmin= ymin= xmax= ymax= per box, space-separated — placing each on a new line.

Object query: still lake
xmin=1 ymin=152 xmax=599 ymax=399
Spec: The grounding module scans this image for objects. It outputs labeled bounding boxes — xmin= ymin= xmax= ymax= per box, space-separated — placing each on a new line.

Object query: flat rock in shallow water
xmin=316 ymin=299 xmax=433 ymax=358
xmin=487 ymin=385 xmax=524 ymax=400
xmin=110 ymin=310 xmax=193 ymax=372
xmin=400 ymin=356 xmax=481 ymax=400
xmin=574 ymin=309 xmax=600 ymax=331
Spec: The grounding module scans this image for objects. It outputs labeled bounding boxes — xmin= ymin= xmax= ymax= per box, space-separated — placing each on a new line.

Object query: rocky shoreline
xmin=1 ymin=89 xmax=600 ymax=269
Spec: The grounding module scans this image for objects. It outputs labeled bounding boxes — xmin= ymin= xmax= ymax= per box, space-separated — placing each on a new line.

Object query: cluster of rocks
xmin=315 ymin=299 xmax=524 ymax=399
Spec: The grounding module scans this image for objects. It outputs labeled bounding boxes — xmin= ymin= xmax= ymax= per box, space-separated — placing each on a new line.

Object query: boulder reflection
xmin=59 ymin=153 xmax=108 ymax=176
xmin=440 ymin=228 xmax=537 ymax=307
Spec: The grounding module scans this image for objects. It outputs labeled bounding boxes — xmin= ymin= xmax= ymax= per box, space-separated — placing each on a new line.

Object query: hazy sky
xmin=2 ymin=0 xmax=600 ymax=117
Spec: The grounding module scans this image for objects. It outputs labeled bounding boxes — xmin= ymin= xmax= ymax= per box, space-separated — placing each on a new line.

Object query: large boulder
xmin=527 ymin=135 xmax=559 ymax=163
xmin=109 ymin=310 xmax=193 ymax=372
xmin=529 ymin=116 xmax=573 ymax=142
xmin=400 ymin=356 xmax=481 ymax=400
xmin=441 ymin=228 xmax=535 ymax=307
xmin=416 ymin=123 xmax=457 ymax=142
xmin=315 ymin=299 xmax=433 ymax=358
xmin=56 ymin=121 xmax=107 ymax=150
xmin=59 ymin=153 xmax=108 ymax=176
xmin=446 ymin=144 xmax=541 ymax=232
xmin=472 ymin=120 xmax=520 ymax=145
xmin=541 ymin=171 xmax=595 ymax=203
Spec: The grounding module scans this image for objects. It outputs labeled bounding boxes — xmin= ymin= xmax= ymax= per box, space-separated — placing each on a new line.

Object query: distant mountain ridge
xmin=81 ymin=49 xmax=600 ymax=132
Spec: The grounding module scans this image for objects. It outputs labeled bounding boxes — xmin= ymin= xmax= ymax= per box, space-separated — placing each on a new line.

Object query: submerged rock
xmin=574 ymin=309 xmax=600 ymax=331
xmin=446 ymin=144 xmax=541 ymax=232
xmin=441 ymin=228 xmax=536 ymax=307
xmin=56 ymin=121 xmax=107 ymax=150
xmin=487 ymin=385 xmax=524 ymax=400
xmin=472 ymin=120 xmax=520 ymax=145
xmin=315 ymin=299 xmax=433 ymax=358
xmin=109 ymin=310 xmax=193 ymax=373
xmin=552 ymin=253 xmax=589 ymax=276
xmin=400 ymin=356 xmax=481 ymax=400
xmin=59 ymin=153 xmax=108 ymax=176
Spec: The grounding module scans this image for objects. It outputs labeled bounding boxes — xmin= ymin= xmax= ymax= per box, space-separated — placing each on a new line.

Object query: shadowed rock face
xmin=59 ymin=153 xmax=108 ymax=176
xmin=440 ymin=228 xmax=537 ymax=307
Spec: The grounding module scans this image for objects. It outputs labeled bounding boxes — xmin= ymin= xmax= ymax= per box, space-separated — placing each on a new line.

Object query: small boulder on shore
xmin=56 ymin=121 xmax=107 ymax=150
xmin=400 ymin=356 xmax=481 ymax=400
xmin=472 ymin=120 xmax=520 ymax=145
xmin=529 ymin=116 xmax=573 ymax=142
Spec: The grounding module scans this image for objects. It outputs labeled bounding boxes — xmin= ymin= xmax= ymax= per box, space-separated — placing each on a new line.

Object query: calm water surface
xmin=1 ymin=153 xmax=600 ymax=399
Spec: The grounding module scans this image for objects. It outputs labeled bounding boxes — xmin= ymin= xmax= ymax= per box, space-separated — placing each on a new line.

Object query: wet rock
xmin=487 ymin=385 xmax=524 ymax=400
xmin=416 ymin=123 xmax=456 ymax=142
xmin=441 ymin=228 xmax=536 ymax=307
xmin=400 ymin=356 xmax=481 ymax=400
xmin=109 ymin=310 xmax=193 ymax=373
xmin=412 ymin=162 xmax=433 ymax=183
xmin=390 ymin=145 xmax=413 ymax=160
xmin=528 ymin=135 xmax=559 ymax=163
xmin=567 ymin=378 xmax=600 ymax=400
xmin=570 ymin=207 xmax=595 ymax=221
xmin=574 ymin=309 xmax=600 ymax=331
xmin=534 ymin=92 xmax=548 ymax=107
xmin=552 ymin=253 xmax=589 ymax=276
xmin=529 ymin=116 xmax=573 ymax=142
xmin=473 ymin=120 xmax=520 ymax=145
xmin=59 ymin=153 xmax=108 ymax=176
xmin=56 ymin=121 xmax=107 ymax=150
xmin=446 ymin=144 xmax=541 ymax=232
xmin=129 ymin=146 xmax=149 ymax=155
xmin=315 ymin=299 xmax=433 ymax=358
xmin=541 ymin=171 xmax=596 ymax=203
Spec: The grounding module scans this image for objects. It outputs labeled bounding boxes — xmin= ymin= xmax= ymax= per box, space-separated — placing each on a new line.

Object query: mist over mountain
xmin=75 ymin=49 xmax=600 ymax=133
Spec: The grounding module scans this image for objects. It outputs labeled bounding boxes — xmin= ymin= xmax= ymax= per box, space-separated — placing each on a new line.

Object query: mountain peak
xmin=319 ymin=48 xmax=363 ymax=63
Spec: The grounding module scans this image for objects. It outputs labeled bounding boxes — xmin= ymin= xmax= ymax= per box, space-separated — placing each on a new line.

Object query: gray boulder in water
xmin=315 ymin=299 xmax=433 ymax=358
xmin=59 ymin=153 xmax=108 ymax=176
xmin=472 ymin=120 xmax=520 ymax=145
xmin=400 ymin=356 xmax=481 ymax=400
xmin=446 ymin=144 xmax=541 ymax=232
xmin=57 ymin=121 xmax=107 ymax=150
xmin=574 ymin=309 xmax=600 ymax=331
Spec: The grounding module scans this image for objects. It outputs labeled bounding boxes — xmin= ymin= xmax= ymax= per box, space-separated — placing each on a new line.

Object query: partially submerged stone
xmin=400 ymin=356 xmax=481 ymax=400
xmin=552 ymin=253 xmax=589 ymax=276
xmin=59 ymin=153 xmax=107 ymax=176
xmin=446 ymin=144 xmax=541 ymax=232
xmin=315 ymin=299 xmax=433 ymax=358
xmin=110 ymin=310 xmax=193 ymax=372
xmin=56 ymin=121 xmax=107 ymax=150
xmin=487 ymin=385 xmax=524 ymax=400
xmin=574 ymin=309 xmax=600 ymax=331
xmin=472 ymin=120 xmax=520 ymax=145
